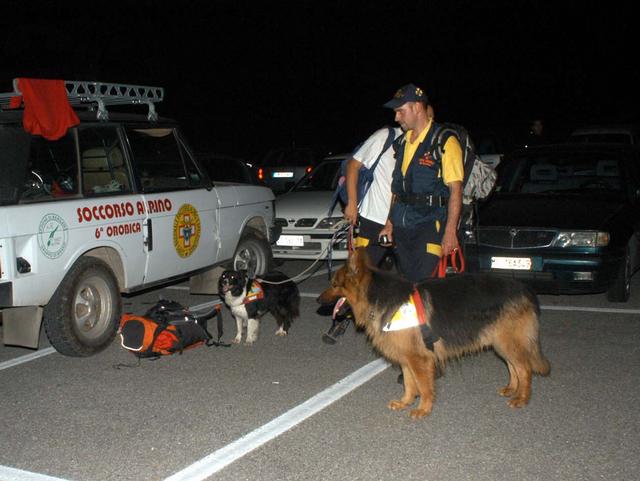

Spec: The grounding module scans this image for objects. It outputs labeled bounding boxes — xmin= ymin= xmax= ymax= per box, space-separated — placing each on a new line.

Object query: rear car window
xmin=0 ymin=125 xmax=32 ymax=205
xmin=19 ymin=130 xmax=79 ymax=203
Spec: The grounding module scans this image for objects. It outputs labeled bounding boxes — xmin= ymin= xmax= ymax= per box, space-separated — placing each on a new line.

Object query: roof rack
xmin=0 ymin=79 xmax=164 ymax=121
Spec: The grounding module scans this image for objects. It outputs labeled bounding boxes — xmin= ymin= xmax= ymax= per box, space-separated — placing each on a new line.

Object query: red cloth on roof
xmin=10 ymin=78 xmax=79 ymax=140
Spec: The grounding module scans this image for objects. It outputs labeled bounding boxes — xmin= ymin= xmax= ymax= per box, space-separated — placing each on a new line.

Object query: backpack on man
xmin=431 ymin=123 xmax=498 ymax=248
xmin=331 ymin=126 xmax=396 ymax=213
xmin=432 ymin=123 xmax=497 ymax=205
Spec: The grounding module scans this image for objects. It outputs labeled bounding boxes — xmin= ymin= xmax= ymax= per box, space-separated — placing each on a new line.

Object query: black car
xmin=464 ymin=144 xmax=640 ymax=301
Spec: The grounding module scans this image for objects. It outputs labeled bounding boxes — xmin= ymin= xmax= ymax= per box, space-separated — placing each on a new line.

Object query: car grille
xmin=478 ymin=227 xmax=557 ymax=248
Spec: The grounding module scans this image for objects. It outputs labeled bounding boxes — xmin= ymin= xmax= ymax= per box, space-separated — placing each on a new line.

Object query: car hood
xmin=275 ymin=191 xmax=339 ymax=219
xmin=479 ymin=194 xmax=625 ymax=229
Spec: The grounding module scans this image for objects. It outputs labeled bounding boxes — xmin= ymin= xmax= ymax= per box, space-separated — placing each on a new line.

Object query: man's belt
xmin=396 ymin=193 xmax=448 ymax=206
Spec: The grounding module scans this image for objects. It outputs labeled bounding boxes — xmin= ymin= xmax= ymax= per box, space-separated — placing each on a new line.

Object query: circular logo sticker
xmin=38 ymin=213 xmax=69 ymax=259
xmin=173 ymin=203 xmax=201 ymax=258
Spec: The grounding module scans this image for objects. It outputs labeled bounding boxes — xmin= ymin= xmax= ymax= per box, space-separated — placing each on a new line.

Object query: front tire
xmin=231 ymin=233 xmax=273 ymax=276
xmin=607 ymin=245 xmax=631 ymax=302
xmin=43 ymin=257 xmax=121 ymax=356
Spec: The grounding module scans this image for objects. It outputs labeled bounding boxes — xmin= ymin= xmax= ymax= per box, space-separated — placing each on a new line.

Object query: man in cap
xmin=378 ymin=83 xmax=463 ymax=282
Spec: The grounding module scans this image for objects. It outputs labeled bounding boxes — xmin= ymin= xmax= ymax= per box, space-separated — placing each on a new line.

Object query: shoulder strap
xmin=369 ymin=127 xmax=396 ymax=173
xmin=432 ymin=124 xmax=458 ymax=158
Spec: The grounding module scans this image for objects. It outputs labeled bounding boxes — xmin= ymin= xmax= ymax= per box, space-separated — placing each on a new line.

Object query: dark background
xmin=2 ymin=0 xmax=638 ymax=162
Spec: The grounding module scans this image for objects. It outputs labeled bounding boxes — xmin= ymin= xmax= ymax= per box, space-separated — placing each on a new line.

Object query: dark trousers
xmin=393 ymin=220 xmax=443 ymax=283
xmin=355 ymin=216 xmax=388 ymax=267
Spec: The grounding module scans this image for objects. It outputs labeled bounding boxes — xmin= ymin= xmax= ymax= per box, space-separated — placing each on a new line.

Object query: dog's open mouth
xmin=332 ymin=297 xmax=349 ymax=320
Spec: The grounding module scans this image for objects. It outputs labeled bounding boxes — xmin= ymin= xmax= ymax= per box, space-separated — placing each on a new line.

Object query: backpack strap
xmin=368 ymin=127 xmax=396 ymax=174
xmin=358 ymin=126 xmax=397 ymax=205
xmin=432 ymin=125 xmax=459 ymax=160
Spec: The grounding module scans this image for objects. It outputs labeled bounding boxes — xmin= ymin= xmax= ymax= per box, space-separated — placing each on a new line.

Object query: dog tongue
xmin=332 ymin=297 xmax=347 ymax=320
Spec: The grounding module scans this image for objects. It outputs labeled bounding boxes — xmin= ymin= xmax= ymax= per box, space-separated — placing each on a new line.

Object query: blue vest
xmin=390 ymin=122 xmax=449 ymax=227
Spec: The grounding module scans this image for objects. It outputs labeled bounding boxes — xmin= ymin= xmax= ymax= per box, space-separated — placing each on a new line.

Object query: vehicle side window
xmin=20 ymin=131 xmax=79 ymax=203
xmin=202 ymin=157 xmax=249 ymax=183
xmin=126 ymin=128 xmax=205 ymax=192
xmin=78 ymin=127 xmax=131 ymax=196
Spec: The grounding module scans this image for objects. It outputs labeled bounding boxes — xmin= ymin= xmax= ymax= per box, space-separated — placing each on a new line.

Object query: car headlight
xmin=553 ymin=231 xmax=610 ymax=247
xmin=316 ymin=217 xmax=343 ymax=229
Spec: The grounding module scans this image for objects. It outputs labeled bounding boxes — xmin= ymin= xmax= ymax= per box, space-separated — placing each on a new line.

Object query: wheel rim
xmin=234 ymin=242 xmax=265 ymax=275
xmin=73 ymin=274 xmax=113 ymax=341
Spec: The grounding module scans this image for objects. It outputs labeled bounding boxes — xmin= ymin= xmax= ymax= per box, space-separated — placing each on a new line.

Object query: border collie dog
xmin=218 ymin=270 xmax=300 ymax=345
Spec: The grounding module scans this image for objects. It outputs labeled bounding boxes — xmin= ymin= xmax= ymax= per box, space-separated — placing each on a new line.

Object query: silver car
xmin=273 ymin=156 xmax=351 ymax=260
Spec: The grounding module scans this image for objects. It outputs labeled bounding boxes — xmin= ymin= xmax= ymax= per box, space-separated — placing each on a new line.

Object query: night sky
xmin=2 ymin=1 xmax=638 ymax=161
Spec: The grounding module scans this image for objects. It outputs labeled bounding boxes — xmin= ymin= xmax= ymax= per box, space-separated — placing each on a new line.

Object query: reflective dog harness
xmin=243 ymin=281 xmax=265 ymax=304
xmin=382 ymin=289 xmax=438 ymax=351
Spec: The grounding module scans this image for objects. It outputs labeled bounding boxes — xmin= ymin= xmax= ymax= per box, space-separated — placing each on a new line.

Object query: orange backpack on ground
xmin=118 ymin=299 xmax=228 ymax=358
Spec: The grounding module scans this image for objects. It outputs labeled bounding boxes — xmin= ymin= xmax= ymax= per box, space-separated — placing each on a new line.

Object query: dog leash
xmin=258 ymin=220 xmax=352 ymax=286
xmin=433 ymin=247 xmax=465 ymax=278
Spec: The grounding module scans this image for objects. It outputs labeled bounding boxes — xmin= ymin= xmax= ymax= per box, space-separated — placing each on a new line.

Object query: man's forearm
xmin=445 ymin=182 xmax=462 ymax=236
xmin=345 ymin=158 xmax=361 ymax=204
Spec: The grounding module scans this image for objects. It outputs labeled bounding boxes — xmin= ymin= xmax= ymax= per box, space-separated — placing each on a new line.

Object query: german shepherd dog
xmin=317 ymin=248 xmax=550 ymax=419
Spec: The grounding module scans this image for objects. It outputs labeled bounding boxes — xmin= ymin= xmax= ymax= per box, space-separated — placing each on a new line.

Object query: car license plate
xmin=491 ymin=256 xmax=532 ymax=270
xmin=276 ymin=235 xmax=304 ymax=247
xmin=272 ymin=171 xmax=294 ymax=178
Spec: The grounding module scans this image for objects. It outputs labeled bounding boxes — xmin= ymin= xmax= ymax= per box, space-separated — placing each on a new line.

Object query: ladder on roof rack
xmin=0 ymin=79 xmax=164 ymax=121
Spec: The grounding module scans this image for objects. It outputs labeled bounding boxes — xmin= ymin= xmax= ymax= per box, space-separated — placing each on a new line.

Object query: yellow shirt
xmin=401 ymin=123 xmax=464 ymax=185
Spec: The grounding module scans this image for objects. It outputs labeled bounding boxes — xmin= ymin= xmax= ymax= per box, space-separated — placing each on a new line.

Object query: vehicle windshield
xmin=495 ymin=150 xmax=624 ymax=195
xmin=568 ymin=133 xmax=633 ymax=144
xmin=292 ymin=160 xmax=341 ymax=192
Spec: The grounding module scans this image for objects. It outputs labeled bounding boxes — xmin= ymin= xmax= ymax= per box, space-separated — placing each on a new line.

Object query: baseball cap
xmin=383 ymin=83 xmax=428 ymax=109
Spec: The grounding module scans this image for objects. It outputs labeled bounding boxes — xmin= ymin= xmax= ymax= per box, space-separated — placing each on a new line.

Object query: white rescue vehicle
xmin=0 ymin=79 xmax=278 ymax=356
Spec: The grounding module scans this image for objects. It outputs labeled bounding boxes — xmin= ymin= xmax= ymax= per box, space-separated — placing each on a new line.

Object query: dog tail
xmin=531 ymin=349 xmax=551 ymax=376
xmin=529 ymin=321 xmax=551 ymax=376
xmin=523 ymin=287 xmax=550 ymax=376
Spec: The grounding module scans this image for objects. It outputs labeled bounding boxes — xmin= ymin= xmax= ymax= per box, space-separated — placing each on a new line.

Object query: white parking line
xmin=163 ymin=358 xmax=390 ymax=481
xmin=541 ymin=305 xmax=640 ymax=314
xmin=0 ymin=465 xmax=74 ymax=481
xmin=0 ymin=347 xmax=56 ymax=371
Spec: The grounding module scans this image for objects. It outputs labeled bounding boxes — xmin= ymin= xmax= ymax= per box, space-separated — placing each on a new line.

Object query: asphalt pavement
xmin=1 ymin=260 xmax=639 ymax=481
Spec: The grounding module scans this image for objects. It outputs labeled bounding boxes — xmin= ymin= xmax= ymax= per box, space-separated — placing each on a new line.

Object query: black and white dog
xmin=218 ymin=270 xmax=300 ymax=344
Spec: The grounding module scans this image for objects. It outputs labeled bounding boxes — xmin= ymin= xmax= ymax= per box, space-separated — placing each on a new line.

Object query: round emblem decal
xmin=38 ymin=213 xmax=69 ymax=259
xmin=173 ymin=203 xmax=201 ymax=258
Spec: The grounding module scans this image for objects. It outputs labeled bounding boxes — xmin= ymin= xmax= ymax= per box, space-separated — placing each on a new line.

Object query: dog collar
xmin=243 ymin=280 xmax=264 ymax=304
